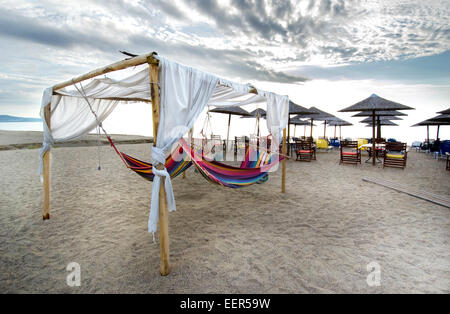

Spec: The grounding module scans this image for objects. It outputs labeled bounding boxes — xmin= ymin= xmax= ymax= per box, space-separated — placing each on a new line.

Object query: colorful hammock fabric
xmin=179 ymin=139 xmax=283 ymax=188
xmin=108 ymin=136 xmax=283 ymax=187
xmin=107 ymin=136 xmax=192 ymax=181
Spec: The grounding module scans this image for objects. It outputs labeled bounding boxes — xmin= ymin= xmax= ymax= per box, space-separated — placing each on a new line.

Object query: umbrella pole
xmin=282 ymin=128 xmax=287 ymax=193
xmin=287 ymin=115 xmax=291 ymax=155
xmin=334 ymin=125 xmax=336 ymax=138
xmin=437 ymin=125 xmax=440 ymax=140
xmin=294 ymin=125 xmax=296 ymax=137
xmin=339 ymin=125 xmax=342 ymax=140
xmin=377 ymin=116 xmax=381 ymax=140
xmin=310 ymin=118 xmax=314 ymax=140
xmin=372 ymin=110 xmax=376 ymax=166
xmin=226 ymin=113 xmax=231 ymax=152
xmin=323 ymin=121 xmax=326 ymax=138
xmin=303 ymin=125 xmax=306 ymax=137
xmin=427 ymin=125 xmax=430 ymax=150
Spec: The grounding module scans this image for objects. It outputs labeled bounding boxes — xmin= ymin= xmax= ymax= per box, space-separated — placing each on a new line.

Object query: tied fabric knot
xmin=148 ymin=146 xmax=176 ymax=239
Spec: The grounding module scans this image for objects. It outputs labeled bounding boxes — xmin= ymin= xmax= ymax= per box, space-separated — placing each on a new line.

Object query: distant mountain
xmin=0 ymin=115 xmax=42 ymax=122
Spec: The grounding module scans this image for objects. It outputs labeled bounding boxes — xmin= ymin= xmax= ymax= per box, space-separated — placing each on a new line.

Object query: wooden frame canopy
xmin=42 ymin=51 xmax=287 ymax=276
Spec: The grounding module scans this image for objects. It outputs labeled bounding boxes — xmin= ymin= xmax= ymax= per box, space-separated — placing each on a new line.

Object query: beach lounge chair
xmin=339 ymin=140 xmax=361 ymax=165
xmin=383 ymin=142 xmax=407 ymax=169
xmin=296 ymin=140 xmax=316 ymax=162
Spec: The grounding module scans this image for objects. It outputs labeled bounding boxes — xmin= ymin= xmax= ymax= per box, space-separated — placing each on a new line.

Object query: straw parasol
xmin=365 ymin=120 xmax=399 ymax=126
xmin=360 ymin=115 xmax=403 ymax=139
xmin=327 ymin=118 xmax=353 ymax=139
xmin=437 ymin=108 xmax=450 ymax=114
xmin=412 ymin=115 xmax=450 ymax=143
xmin=287 ymin=101 xmax=314 ymax=153
xmin=339 ymin=94 xmax=414 ymax=165
xmin=290 ymin=117 xmax=315 ymax=137
xmin=352 ymin=110 xmax=407 ymax=117
xmin=300 ymin=106 xmax=336 ymax=139
xmin=209 ymin=106 xmax=251 ymax=144
xmin=240 ymin=108 xmax=267 ymax=137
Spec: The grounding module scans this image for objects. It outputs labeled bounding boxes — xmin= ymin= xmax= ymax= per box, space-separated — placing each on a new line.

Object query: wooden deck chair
xmin=339 ymin=140 xmax=361 ymax=165
xmin=296 ymin=140 xmax=316 ymax=162
xmin=383 ymin=142 xmax=407 ymax=169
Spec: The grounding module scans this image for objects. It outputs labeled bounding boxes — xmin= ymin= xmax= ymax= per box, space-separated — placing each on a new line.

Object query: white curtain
xmin=148 ymin=56 xmax=219 ymax=234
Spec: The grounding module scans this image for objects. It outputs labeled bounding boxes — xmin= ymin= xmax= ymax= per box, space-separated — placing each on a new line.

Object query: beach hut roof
xmin=288 ymin=101 xmax=314 ymax=115
xmin=365 ymin=120 xmax=399 ymax=126
xmin=339 ymin=94 xmax=414 ymax=112
xmin=360 ymin=116 xmax=402 ymax=123
xmin=352 ymin=110 xmax=407 ymax=117
xmin=209 ymin=106 xmax=252 ymax=116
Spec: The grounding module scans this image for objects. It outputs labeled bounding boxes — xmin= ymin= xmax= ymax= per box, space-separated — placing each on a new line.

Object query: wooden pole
xmin=372 ymin=110 xmax=376 ymax=166
xmin=323 ymin=120 xmax=326 ymax=138
xmin=339 ymin=125 xmax=342 ymax=140
xmin=226 ymin=113 xmax=231 ymax=149
xmin=42 ymin=101 xmax=51 ymax=220
xmin=310 ymin=118 xmax=314 ymax=140
xmin=287 ymin=115 xmax=291 ymax=155
xmin=148 ymin=55 xmax=170 ymax=276
xmin=293 ymin=125 xmax=296 ymax=137
xmin=427 ymin=125 xmax=430 ymax=149
xmin=303 ymin=125 xmax=306 ymax=137
xmin=436 ymin=125 xmax=440 ymax=140
xmin=281 ymin=128 xmax=287 ymax=193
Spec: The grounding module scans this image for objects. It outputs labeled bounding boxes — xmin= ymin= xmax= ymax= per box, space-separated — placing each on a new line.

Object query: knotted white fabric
xmin=147 ymin=56 xmax=219 ymax=234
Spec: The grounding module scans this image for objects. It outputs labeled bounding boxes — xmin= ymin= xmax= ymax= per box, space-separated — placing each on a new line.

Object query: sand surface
xmin=0 ymin=137 xmax=449 ymax=293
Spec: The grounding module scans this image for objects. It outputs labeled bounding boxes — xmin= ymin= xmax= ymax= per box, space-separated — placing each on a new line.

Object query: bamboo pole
xmin=281 ymin=128 xmax=287 ymax=193
xmin=53 ymin=53 xmax=155 ymax=91
xmin=42 ymin=101 xmax=51 ymax=220
xmin=148 ymin=55 xmax=170 ymax=276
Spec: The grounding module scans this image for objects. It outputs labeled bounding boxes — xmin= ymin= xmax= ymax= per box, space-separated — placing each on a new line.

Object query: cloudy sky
xmin=0 ymin=0 xmax=449 ymax=142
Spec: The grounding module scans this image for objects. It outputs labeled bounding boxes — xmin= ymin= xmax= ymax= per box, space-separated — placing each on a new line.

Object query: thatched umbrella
xmin=209 ymin=106 xmax=251 ymax=144
xmin=290 ymin=117 xmax=315 ymax=137
xmin=412 ymin=115 xmax=450 ymax=144
xmin=339 ymin=94 xmax=414 ymax=165
xmin=240 ymin=108 xmax=266 ymax=137
xmin=437 ymin=108 xmax=450 ymax=114
xmin=287 ymin=101 xmax=314 ymax=153
xmin=352 ymin=110 xmax=407 ymax=117
xmin=301 ymin=106 xmax=336 ymax=139
xmin=360 ymin=116 xmax=403 ymax=139
xmin=327 ymin=119 xmax=353 ymax=139
xmin=365 ymin=120 xmax=399 ymax=126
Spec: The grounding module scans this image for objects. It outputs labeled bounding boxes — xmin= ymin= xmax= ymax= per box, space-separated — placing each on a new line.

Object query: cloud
xmin=0 ymin=0 xmax=449 ymax=111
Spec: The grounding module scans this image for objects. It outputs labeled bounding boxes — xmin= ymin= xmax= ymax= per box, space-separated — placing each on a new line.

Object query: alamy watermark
xmin=66 ymin=262 xmax=81 ymax=287
xmin=366 ymin=261 xmax=381 ymax=287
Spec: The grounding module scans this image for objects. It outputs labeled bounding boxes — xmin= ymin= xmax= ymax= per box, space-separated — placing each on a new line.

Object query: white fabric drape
xmin=148 ymin=56 xmax=219 ymax=234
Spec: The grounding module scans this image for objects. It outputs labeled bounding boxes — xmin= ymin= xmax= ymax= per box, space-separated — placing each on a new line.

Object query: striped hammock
xmin=110 ymin=137 xmax=282 ymax=188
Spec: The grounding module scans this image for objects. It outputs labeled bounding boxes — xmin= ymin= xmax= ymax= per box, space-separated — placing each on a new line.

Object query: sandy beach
xmin=0 ymin=131 xmax=449 ymax=293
